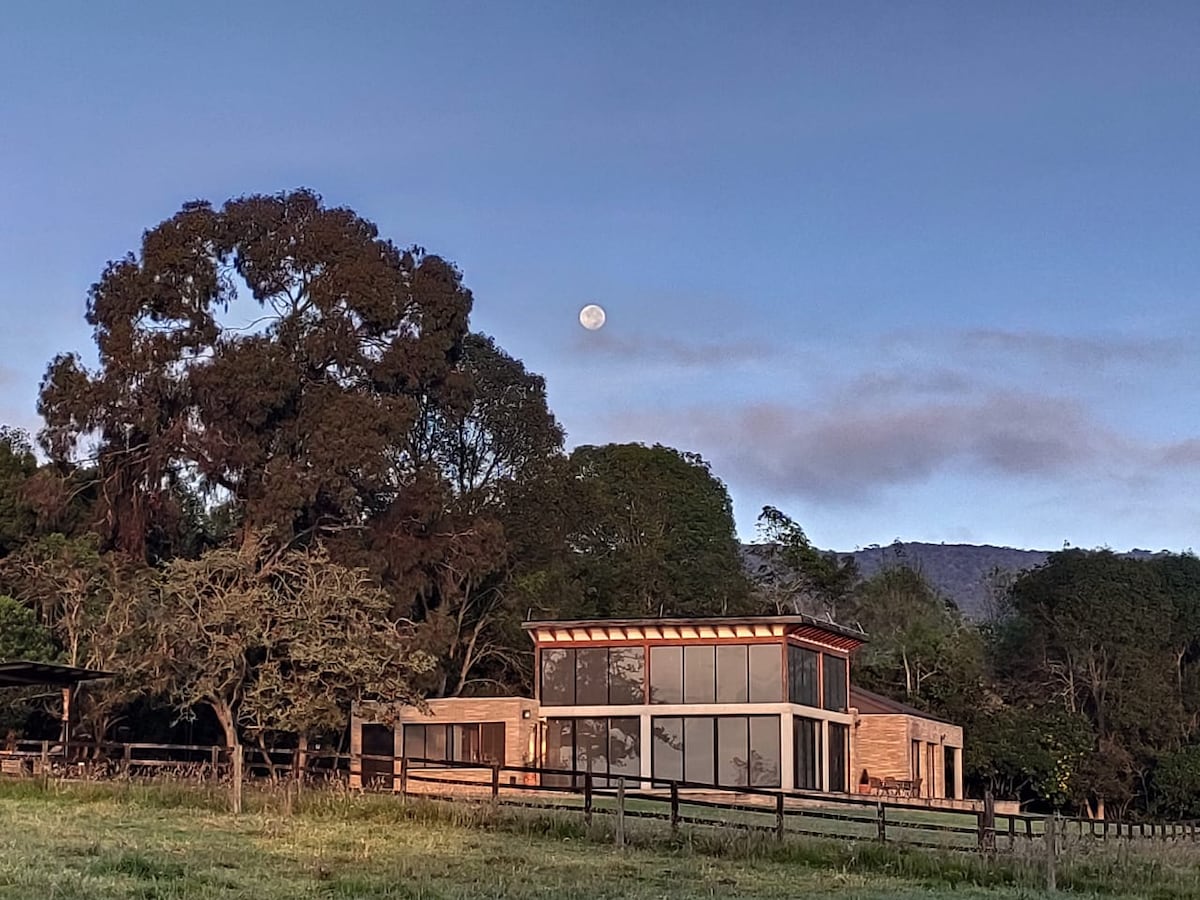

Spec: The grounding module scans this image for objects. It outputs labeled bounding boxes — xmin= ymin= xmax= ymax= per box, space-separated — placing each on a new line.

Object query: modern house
xmin=351 ymin=615 xmax=964 ymax=804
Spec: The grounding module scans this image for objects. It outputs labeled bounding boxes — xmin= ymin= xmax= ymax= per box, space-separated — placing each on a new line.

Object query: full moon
xmin=579 ymin=303 xmax=607 ymax=330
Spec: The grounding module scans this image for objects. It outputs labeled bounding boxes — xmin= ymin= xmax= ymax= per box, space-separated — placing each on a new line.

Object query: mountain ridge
xmin=742 ymin=541 xmax=1167 ymax=621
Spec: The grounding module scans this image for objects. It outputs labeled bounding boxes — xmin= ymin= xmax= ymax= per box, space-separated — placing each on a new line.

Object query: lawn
xmin=0 ymin=781 xmax=1197 ymax=899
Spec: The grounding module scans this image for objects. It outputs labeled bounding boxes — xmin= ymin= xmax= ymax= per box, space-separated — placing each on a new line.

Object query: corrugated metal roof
xmin=850 ymin=685 xmax=952 ymax=724
xmin=0 ymin=661 xmax=115 ymax=688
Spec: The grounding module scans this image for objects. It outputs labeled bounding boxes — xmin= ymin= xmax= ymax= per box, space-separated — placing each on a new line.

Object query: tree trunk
xmin=210 ymin=700 xmax=237 ymax=749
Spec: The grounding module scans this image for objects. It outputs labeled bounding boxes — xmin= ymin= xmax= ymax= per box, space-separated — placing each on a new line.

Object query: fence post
xmin=584 ymin=772 xmax=593 ymax=826
xmin=230 ymin=745 xmax=244 ymax=815
xmin=1044 ymin=815 xmax=1056 ymax=892
xmin=616 ymin=777 xmax=625 ymax=849
xmin=670 ymin=781 xmax=679 ymax=835
xmin=210 ymin=746 xmax=220 ymax=782
xmin=491 ymin=763 xmax=500 ymax=800
xmin=775 ymin=793 xmax=785 ymax=842
xmin=1007 ymin=813 xmax=1016 ymax=850
xmin=40 ymin=740 xmax=49 ymax=786
xmin=122 ymin=742 xmax=132 ymax=775
xmin=876 ymin=801 xmax=887 ymax=843
xmin=977 ymin=790 xmax=996 ymax=858
xmin=398 ymin=755 xmax=408 ymax=797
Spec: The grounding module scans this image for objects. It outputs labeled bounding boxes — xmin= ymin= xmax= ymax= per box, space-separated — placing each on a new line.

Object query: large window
xmin=540 ymin=648 xmax=575 ymax=705
xmin=794 ymin=717 xmax=821 ymax=790
xmin=683 ymin=645 xmax=716 ymax=703
xmin=716 ymin=645 xmax=748 ymax=702
xmin=829 ymin=722 xmax=849 ymax=793
xmin=651 ymin=643 xmax=782 ymax=705
xmin=544 ymin=717 xmax=641 ymax=788
xmin=820 ymin=657 xmax=849 ymax=710
xmin=649 ymin=646 xmax=683 ymax=704
xmin=788 ymin=645 xmax=819 ymax=707
xmin=650 ymin=715 xmax=780 ymax=788
xmin=540 ymin=646 xmax=646 ymax=706
xmin=748 ymin=644 xmax=782 ymax=702
xmin=822 ymin=653 xmax=848 ymax=711
xmin=402 ymin=723 xmax=505 ymax=767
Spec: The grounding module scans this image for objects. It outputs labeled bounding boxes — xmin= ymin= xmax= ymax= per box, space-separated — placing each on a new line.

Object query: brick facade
xmin=350 ymin=697 xmax=539 ymax=789
xmin=853 ymin=713 xmax=964 ymax=799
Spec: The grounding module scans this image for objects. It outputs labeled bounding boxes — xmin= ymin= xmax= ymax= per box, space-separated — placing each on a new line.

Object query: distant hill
xmin=742 ymin=542 xmax=1165 ymax=621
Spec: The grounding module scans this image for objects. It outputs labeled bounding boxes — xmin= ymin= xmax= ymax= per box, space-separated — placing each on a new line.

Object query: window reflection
xmin=608 ymin=647 xmax=645 ymax=704
xmin=540 ymin=648 xmax=575 ymax=705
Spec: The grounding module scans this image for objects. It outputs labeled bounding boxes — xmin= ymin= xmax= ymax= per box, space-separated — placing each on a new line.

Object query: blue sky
xmin=2 ymin=2 xmax=1198 ymax=551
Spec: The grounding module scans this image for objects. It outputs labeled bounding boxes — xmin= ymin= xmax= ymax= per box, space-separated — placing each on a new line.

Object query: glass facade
xmin=402 ymin=723 xmax=505 ymax=767
xmin=822 ymin=653 xmax=848 ymax=711
xmin=544 ymin=717 xmax=641 ymax=788
xmin=646 ymin=643 xmax=783 ymax=705
xmin=650 ymin=715 xmax=780 ymax=788
xmin=536 ymin=636 xmax=850 ymax=795
xmin=540 ymin=646 xmax=646 ymax=705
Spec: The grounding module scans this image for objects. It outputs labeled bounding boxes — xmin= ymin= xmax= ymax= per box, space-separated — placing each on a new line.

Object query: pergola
xmin=0 ymin=661 xmax=114 ymax=745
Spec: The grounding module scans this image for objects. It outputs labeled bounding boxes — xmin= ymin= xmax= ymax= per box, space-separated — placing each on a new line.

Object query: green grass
xmin=1 ymin=780 xmax=1199 ymax=898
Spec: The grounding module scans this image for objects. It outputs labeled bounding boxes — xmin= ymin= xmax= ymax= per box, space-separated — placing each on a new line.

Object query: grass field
xmin=1 ymin=781 xmax=1199 ymax=899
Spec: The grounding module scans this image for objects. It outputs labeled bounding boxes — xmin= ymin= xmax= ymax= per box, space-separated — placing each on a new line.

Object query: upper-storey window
xmin=650 ymin=643 xmax=781 ymax=704
xmin=788 ymin=644 xmax=819 ymax=707
xmin=822 ymin=653 xmax=848 ymax=711
xmin=539 ymin=646 xmax=646 ymax=706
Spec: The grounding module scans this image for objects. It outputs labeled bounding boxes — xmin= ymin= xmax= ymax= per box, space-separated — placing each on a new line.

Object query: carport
xmin=0 ymin=660 xmax=114 ymax=746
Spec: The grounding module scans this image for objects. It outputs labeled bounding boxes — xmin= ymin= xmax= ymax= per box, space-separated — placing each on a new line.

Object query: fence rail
xmin=3 ymin=738 xmax=1199 ymax=856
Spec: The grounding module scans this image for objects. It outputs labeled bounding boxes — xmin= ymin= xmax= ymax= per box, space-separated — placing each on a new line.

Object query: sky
xmin=2 ymin=2 xmax=1199 ymax=552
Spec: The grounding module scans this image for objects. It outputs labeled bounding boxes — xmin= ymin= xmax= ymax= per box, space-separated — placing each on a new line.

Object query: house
xmin=350 ymin=615 xmax=965 ymax=804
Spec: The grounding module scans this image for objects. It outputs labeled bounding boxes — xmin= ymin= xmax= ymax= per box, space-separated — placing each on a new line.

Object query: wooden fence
xmin=3 ymin=738 xmax=1199 ymax=857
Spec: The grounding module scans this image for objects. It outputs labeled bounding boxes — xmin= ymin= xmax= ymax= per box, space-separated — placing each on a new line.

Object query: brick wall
xmin=853 ymin=713 xmax=964 ymax=799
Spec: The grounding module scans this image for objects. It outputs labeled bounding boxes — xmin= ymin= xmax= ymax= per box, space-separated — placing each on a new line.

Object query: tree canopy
xmin=562 ymin=443 xmax=751 ymax=618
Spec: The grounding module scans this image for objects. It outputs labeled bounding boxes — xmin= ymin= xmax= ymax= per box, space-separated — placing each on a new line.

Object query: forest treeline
xmin=2 ymin=189 xmax=1199 ymax=819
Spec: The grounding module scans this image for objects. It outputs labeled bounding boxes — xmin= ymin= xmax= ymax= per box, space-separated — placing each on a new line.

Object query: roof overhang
xmin=0 ymin=661 xmax=115 ymax=689
xmin=523 ymin=615 xmax=866 ymax=651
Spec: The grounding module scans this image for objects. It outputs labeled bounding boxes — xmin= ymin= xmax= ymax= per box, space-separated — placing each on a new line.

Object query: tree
xmin=38 ymin=189 xmax=473 ymax=560
xmin=0 ymin=534 xmax=151 ymax=740
xmin=967 ymin=705 xmax=1093 ymax=808
xmin=0 ymin=596 xmax=59 ymax=738
xmin=1154 ymin=746 xmax=1200 ymax=818
xmin=0 ymin=429 xmax=38 ymax=557
xmin=751 ymin=506 xmax=858 ymax=618
xmin=0 ymin=595 xmax=56 ymax=663
xmin=562 ymin=443 xmax=751 ymax=618
xmin=145 ymin=535 xmax=435 ymax=748
xmin=848 ymin=566 xmax=961 ymax=702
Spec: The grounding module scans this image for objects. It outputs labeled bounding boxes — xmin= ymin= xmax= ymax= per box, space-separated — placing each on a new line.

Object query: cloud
xmin=573 ymin=330 xmax=767 ymax=367
xmin=885 ymin=328 xmax=1188 ymax=367
xmin=607 ymin=391 xmax=1133 ymax=504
